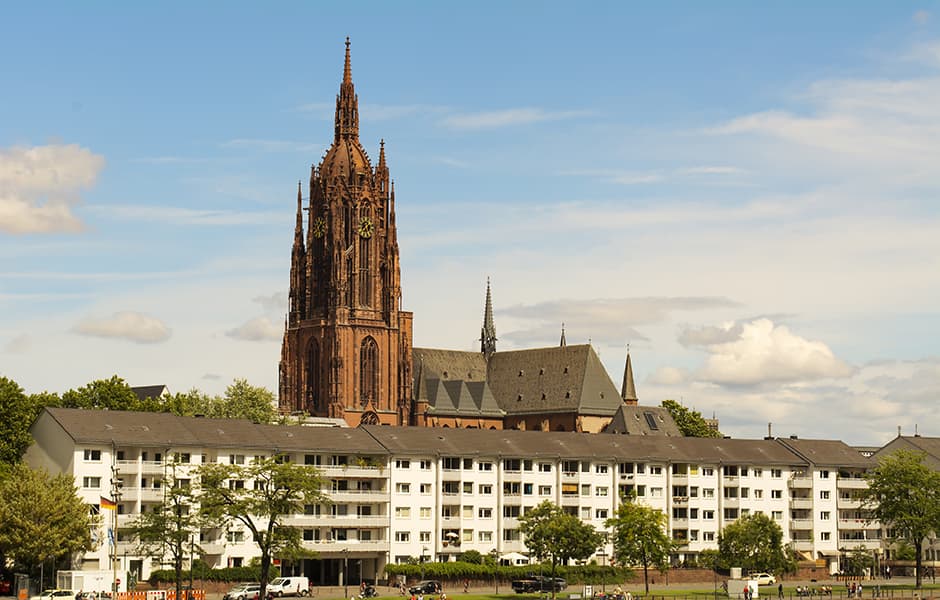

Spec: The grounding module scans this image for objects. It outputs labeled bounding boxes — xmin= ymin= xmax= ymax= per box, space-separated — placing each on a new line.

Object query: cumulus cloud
xmin=252 ymin=291 xmax=287 ymax=315
xmin=226 ymin=317 xmax=281 ymax=342
xmin=72 ymin=311 xmax=172 ymax=344
xmin=689 ymin=318 xmax=853 ymax=386
xmin=647 ymin=366 xmax=688 ymax=386
xmin=0 ymin=144 xmax=105 ymax=234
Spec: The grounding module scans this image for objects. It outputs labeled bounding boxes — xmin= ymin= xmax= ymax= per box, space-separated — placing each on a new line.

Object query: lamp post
xmin=343 ymin=548 xmax=349 ymax=600
xmin=598 ymin=550 xmax=607 ymax=593
xmin=421 ymin=546 xmax=428 ymax=581
xmin=490 ymin=549 xmax=499 ymax=595
xmin=189 ymin=535 xmax=195 ymax=600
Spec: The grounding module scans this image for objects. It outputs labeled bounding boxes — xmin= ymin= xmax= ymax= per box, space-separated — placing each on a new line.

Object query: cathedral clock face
xmin=312 ymin=217 xmax=326 ymax=239
xmin=358 ymin=216 xmax=374 ymax=238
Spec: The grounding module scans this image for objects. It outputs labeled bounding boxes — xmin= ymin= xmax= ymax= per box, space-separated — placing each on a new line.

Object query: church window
xmin=306 ymin=339 xmax=320 ymax=410
xmin=358 ymin=206 xmax=372 ymax=307
xmin=359 ymin=336 xmax=379 ymax=406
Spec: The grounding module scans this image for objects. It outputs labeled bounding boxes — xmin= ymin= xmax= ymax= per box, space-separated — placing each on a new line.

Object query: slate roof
xmin=775 ymin=438 xmax=874 ymax=469
xmin=605 ymin=405 xmax=682 ymax=436
xmin=39 ymin=407 xmax=386 ymax=454
xmin=873 ymin=436 xmax=940 ymax=470
xmin=131 ymin=385 xmax=169 ymax=402
xmin=413 ymin=348 xmax=504 ymax=418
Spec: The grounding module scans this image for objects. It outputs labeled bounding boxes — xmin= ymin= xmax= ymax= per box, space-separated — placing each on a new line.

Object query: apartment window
xmin=462 ymin=529 xmax=473 ymax=542
xmin=723 ymin=508 xmax=739 ymax=519
xmin=702 ymin=467 xmax=714 ymax=476
xmin=703 ymin=531 xmax=715 ymax=541
xmin=442 ymin=457 xmax=461 ymax=470
xmin=636 ymin=485 xmax=646 ymax=497
xmin=821 ymin=511 xmax=830 ymax=520
xmin=524 ymin=460 xmax=533 ymax=471
xmin=650 ymin=466 xmax=663 ymax=475
xmin=582 ymin=461 xmax=591 ymax=473
xmin=478 ymin=461 xmax=493 ymax=471
xmin=690 ymin=487 xmax=699 ymax=498
xmin=539 ymin=485 xmax=552 ymax=496
xmin=771 ymin=469 xmax=782 ymax=478
xmin=420 ymin=483 xmax=432 ymax=495
xmin=395 ymin=507 xmax=411 ymax=518
xmin=396 ymin=482 xmax=411 ymax=494
xmin=419 ymin=531 xmax=431 ymax=542
xmin=504 ymin=459 xmax=521 ymax=471
xmin=772 ymin=511 xmax=783 ymax=520
xmin=690 ymin=530 xmax=699 ymax=541
xmin=420 ymin=460 xmax=432 ymax=470
xmin=504 ymin=505 xmax=521 ymax=518
xmin=562 ymin=460 xmax=579 ymax=474
xmin=504 ymin=482 xmax=521 ymax=496
xmin=83 ymin=449 xmax=102 ymax=461
xmin=304 ymin=504 xmax=321 ymax=516
xmin=502 ymin=529 xmax=520 ymax=541
xmin=463 ymin=482 xmax=473 ymax=494
xmin=83 ymin=476 xmax=101 ymax=489
xmin=740 ymin=488 xmax=749 ymax=499
xmin=330 ymin=454 xmax=348 ymax=466
xmin=228 ymin=480 xmax=245 ymax=490
xmin=395 ymin=459 xmax=410 ymax=469
xmin=771 ymin=489 xmax=783 ymax=499
xmin=478 ymin=507 xmax=492 ymax=519
xmin=302 ymin=529 xmax=316 ymax=541
xmin=581 ymin=484 xmax=591 ymax=496
xmin=821 ymin=532 xmax=831 ymax=541
xmin=523 ymin=483 xmax=534 ymax=495
xmin=174 ymin=453 xmax=191 ymax=464
xmin=539 ymin=462 xmax=552 ymax=473
xmin=420 ymin=507 xmax=432 ymax=518
xmin=753 ymin=468 xmax=763 ymax=477
xmin=650 ymin=487 xmax=663 ymax=498
xmin=596 ymin=509 xmax=608 ymax=519
xmin=702 ymin=510 xmax=715 ymax=520
xmin=596 ymin=486 xmax=609 ymax=497
xmin=595 ymin=464 xmax=609 ymax=474
xmin=820 ymin=470 xmax=830 ymax=479
xmin=820 ymin=491 xmax=830 ymax=500
xmin=464 ymin=458 xmax=474 ymax=470
xmin=227 ymin=531 xmax=245 ymax=543
xmin=673 ymin=508 xmax=688 ymax=519
xmin=703 ymin=488 xmax=715 ymax=498
xmin=230 ymin=454 xmax=245 ymax=465
xmin=690 ymin=508 xmax=699 ymax=519
xmin=581 ymin=507 xmax=591 ymax=519
xmin=479 ymin=484 xmax=493 ymax=495
xmin=479 ymin=531 xmax=493 ymax=542
xmin=395 ymin=531 xmax=410 ymax=542
xmin=754 ymin=489 xmax=763 ymax=499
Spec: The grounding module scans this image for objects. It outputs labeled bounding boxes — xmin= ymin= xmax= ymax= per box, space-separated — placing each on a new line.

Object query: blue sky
xmin=2 ymin=2 xmax=939 ymax=445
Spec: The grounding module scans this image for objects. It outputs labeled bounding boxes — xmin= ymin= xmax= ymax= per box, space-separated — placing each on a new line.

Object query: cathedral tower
xmin=279 ymin=39 xmax=414 ymax=426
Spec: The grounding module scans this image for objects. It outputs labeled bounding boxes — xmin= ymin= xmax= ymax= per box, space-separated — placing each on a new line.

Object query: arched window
xmin=359 ymin=336 xmax=378 ymax=407
xmin=305 ymin=338 xmax=320 ymax=411
xmin=358 ymin=205 xmax=372 ymax=307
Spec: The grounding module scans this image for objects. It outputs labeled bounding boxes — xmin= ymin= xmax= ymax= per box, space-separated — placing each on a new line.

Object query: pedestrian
xmin=463 ymin=580 xmax=469 ymax=594
xmin=778 ymin=583 xmax=784 ymax=599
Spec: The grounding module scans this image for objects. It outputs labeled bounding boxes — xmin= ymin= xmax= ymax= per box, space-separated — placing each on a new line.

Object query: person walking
xmin=778 ymin=583 xmax=784 ymax=599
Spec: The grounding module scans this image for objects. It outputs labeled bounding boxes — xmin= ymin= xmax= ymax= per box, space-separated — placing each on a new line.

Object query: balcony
xmin=839 ymin=538 xmax=880 ymax=550
xmin=838 ymin=519 xmax=870 ymax=531
xmin=285 ymin=514 xmax=387 ymax=528
xmin=304 ymin=539 xmax=387 ymax=553
xmin=790 ymin=498 xmax=813 ymax=509
xmin=328 ymin=489 xmax=390 ymax=503
xmin=200 ymin=541 xmax=226 ymax=555
xmin=792 ymin=540 xmax=814 ymax=552
xmin=672 ymin=496 xmax=690 ymax=505
xmin=140 ymin=461 xmax=166 ymax=474
xmin=789 ymin=477 xmax=813 ymax=488
xmin=790 ymin=519 xmax=813 ymax=530
xmin=320 ymin=465 xmax=387 ymax=479
xmin=722 ymin=497 xmax=740 ymax=508
xmin=837 ymin=497 xmax=863 ymax=509
xmin=836 ymin=478 xmax=868 ymax=490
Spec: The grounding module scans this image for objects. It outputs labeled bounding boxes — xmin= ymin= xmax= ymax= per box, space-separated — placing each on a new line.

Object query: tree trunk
xmin=260 ymin=549 xmax=271 ymax=600
xmin=643 ymin=564 xmax=649 ymax=594
xmin=915 ymin=540 xmax=923 ymax=589
xmin=174 ymin=543 xmax=183 ymax=600
xmin=551 ymin=558 xmax=557 ymax=600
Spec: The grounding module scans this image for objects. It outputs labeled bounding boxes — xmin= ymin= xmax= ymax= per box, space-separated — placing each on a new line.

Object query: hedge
xmin=148 ymin=565 xmax=280 ymax=586
xmin=383 ymin=563 xmax=633 ymax=585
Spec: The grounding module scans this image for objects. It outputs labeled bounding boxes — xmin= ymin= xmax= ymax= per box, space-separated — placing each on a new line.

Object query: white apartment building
xmin=27 ymin=408 xmax=877 ymax=585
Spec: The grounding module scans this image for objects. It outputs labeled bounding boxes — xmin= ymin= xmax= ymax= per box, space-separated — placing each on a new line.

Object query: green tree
xmin=606 ymin=496 xmax=673 ymax=593
xmin=457 ymin=549 xmax=483 ymax=564
xmin=197 ymin=456 xmax=327 ymax=599
xmin=841 ymin=546 xmax=874 ymax=577
xmin=0 ymin=463 xmax=96 ymax=575
xmin=62 ymin=376 xmax=140 ymax=410
xmin=863 ymin=450 xmax=940 ymax=588
xmin=127 ymin=463 xmax=202 ymax=600
xmin=0 ymin=377 xmax=40 ymax=466
xmin=213 ymin=379 xmax=277 ymax=423
xmin=718 ymin=513 xmax=794 ymax=576
xmin=660 ymin=399 xmax=721 ymax=438
xmin=519 ymin=500 xmax=603 ymax=600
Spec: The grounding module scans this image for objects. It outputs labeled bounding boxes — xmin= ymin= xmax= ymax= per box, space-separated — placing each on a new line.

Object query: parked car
xmin=408 ymin=581 xmax=442 ymax=595
xmin=267 ymin=577 xmax=310 ymax=597
xmin=30 ymin=590 xmax=76 ymax=600
xmin=511 ymin=576 xmax=566 ymax=593
xmin=224 ymin=584 xmax=262 ymax=600
xmin=753 ymin=574 xmax=776 ymax=586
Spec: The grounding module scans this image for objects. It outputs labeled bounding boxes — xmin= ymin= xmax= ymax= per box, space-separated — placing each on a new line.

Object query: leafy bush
xmin=148 ymin=565 xmax=280 ymax=585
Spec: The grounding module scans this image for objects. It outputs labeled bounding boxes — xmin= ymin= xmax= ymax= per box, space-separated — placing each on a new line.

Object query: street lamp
xmin=421 ymin=546 xmax=429 ymax=581
xmin=189 ymin=535 xmax=195 ymax=600
xmin=598 ymin=550 xmax=607 ymax=593
xmin=489 ymin=549 xmax=500 ymax=595
xmin=343 ymin=548 xmax=349 ymax=600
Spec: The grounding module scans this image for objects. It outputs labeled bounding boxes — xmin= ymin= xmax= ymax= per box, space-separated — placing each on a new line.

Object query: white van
xmin=267 ymin=577 xmax=310 ymax=597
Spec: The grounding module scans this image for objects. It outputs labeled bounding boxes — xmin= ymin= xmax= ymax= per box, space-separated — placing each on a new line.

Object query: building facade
xmin=27 ymin=407 xmax=898 ymax=586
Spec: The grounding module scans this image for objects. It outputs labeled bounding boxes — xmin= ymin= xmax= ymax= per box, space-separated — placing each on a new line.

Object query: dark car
xmin=511 ymin=576 xmax=567 ymax=594
xmin=409 ymin=581 xmax=442 ymax=595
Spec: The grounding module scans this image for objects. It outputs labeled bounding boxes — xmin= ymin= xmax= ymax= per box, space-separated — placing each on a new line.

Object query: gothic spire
xmin=294 ymin=180 xmax=304 ymax=243
xmin=560 ymin=323 xmax=567 ymax=347
xmin=334 ymin=36 xmax=359 ymax=140
xmin=480 ymin=277 xmax=497 ymax=359
xmin=621 ymin=345 xmax=638 ymax=405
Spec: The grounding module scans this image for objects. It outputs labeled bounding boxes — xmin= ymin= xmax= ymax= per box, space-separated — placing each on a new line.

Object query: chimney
xmin=764 ymin=422 xmax=773 ymax=440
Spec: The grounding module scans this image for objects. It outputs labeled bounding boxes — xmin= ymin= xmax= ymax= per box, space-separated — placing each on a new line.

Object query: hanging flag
xmin=107 ymin=527 xmax=115 ymax=547
xmin=100 ymin=496 xmax=117 ymax=510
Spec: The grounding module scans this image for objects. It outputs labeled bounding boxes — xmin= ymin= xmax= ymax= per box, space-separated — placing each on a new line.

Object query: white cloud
xmin=86 ymin=204 xmax=286 ymax=226
xmin=691 ymin=318 xmax=853 ymax=386
xmin=0 ymin=144 xmax=105 ymax=234
xmin=225 ymin=317 xmax=281 ymax=342
xmin=647 ymin=366 xmax=688 ymax=386
xmin=441 ymin=108 xmax=591 ymax=130
xmin=221 ymin=139 xmax=321 ymax=153
xmin=252 ymin=291 xmax=287 ymax=315
xmin=72 ymin=311 xmax=172 ymax=344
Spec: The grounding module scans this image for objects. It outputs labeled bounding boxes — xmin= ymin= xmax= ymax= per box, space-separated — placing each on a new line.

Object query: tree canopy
xmin=0 ymin=377 xmax=42 ymax=467
xmin=660 ymin=399 xmax=721 ymax=438
xmin=606 ymin=496 xmax=673 ymax=593
xmin=61 ymin=375 xmax=140 ymax=410
xmin=197 ymin=456 xmax=327 ymax=599
xmin=863 ymin=449 xmax=940 ymax=587
xmin=717 ymin=512 xmax=794 ymax=575
xmin=0 ymin=463 xmax=96 ymax=573
xmin=518 ymin=500 xmax=603 ymax=599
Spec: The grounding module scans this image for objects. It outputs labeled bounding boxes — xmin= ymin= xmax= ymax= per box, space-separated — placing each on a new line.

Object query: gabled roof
xmin=413 ymin=348 xmax=504 ymax=417
xmin=131 ymin=385 xmax=170 ymax=402
xmin=776 ymin=438 xmax=873 ymax=469
xmin=874 ymin=436 xmax=940 ymax=470
xmin=605 ymin=405 xmax=682 ymax=436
